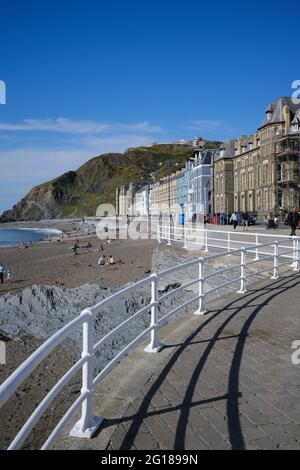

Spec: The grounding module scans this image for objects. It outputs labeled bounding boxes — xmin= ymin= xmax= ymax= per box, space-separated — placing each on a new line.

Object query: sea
xmin=0 ymin=227 xmax=62 ymax=247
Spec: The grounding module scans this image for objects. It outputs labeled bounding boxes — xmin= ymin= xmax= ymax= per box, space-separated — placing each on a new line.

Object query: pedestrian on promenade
xmin=287 ymin=207 xmax=300 ymax=237
xmin=230 ymin=211 xmax=238 ymax=230
xmin=0 ymin=264 xmax=4 ymax=284
xmin=266 ymin=214 xmax=275 ymax=230
xmin=242 ymin=211 xmax=249 ymax=231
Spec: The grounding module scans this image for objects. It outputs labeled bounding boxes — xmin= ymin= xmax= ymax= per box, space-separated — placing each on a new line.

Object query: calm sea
xmin=0 ymin=227 xmax=62 ymax=247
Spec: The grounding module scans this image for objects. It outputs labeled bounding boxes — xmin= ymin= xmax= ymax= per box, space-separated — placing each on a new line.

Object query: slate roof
xmin=260 ymin=97 xmax=300 ymax=128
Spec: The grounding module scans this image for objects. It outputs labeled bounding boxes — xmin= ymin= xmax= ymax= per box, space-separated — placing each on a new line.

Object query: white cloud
xmin=187 ymin=120 xmax=221 ymax=131
xmin=0 ymin=130 xmax=161 ymax=213
xmin=0 ymin=118 xmax=162 ymax=134
xmin=0 ymin=116 xmax=165 ymax=213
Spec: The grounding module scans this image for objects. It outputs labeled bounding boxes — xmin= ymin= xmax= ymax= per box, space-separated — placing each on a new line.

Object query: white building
xmin=133 ymin=187 xmax=152 ymax=217
xmin=190 ymin=149 xmax=217 ymax=217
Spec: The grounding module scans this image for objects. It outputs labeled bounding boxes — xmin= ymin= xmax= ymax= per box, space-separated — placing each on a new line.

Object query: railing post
xmin=145 ymin=274 xmax=163 ymax=353
xmin=183 ymin=225 xmax=188 ymax=249
xmin=271 ymin=242 xmax=279 ymax=280
xmin=157 ymin=223 xmax=161 ymax=244
xmin=194 ymin=257 xmax=206 ymax=315
xmin=254 ymin=233 xmax=259 ymax=261
xmin=237 ymin=248 xmax=247 ymax=294
xmin=293 ymin=239 xmax=300 ymax=271
xmin=70 ymin=309 xmax=102 ymax=438
xmin=227 ymin=231 xmax=231 ymax=255
xmin=204 ymin=228 xmax=208 ymax=253
xmin=167 ymin=221 xmax=171 ymax=246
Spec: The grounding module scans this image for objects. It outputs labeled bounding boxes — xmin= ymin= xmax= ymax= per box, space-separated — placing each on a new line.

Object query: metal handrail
xmin=0 ymin=236 xmax=299 ymax=450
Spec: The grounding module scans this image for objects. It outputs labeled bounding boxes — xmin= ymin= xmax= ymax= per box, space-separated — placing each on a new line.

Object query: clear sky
xmin=0 ymin=0 xmax=299 ymax=213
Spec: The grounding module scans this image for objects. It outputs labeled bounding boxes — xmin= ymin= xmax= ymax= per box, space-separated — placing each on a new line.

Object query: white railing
xmin=0 ymin=237 xmax=299 ymax=450
xmin=157 ymin=224 xmax=300 ymax=261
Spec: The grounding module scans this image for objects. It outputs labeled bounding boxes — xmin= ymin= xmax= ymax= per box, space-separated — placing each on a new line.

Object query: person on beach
xmin=0 ymin=264 xmax=4 ymax=284
xmin=72 ymin=241 xmax=80 ymax=255
xmin=98 ymin=255 xmax=106 ymax=265
xmin=7 ymin=270 xmax=13 ymax=284
xmin=107 ymin=255 xmax=115 ymax=265
xmin=287 ymin=207 xmax=300 ymax=237
xmin=230 ymin=212 xmax=238 ymax=230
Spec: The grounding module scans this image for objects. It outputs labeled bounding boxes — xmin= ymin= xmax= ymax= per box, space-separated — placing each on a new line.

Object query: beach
xmin=0 ymin=222 xmax=157 ymax=449
xmin=0 ymin=223 xmax=156 ymax=296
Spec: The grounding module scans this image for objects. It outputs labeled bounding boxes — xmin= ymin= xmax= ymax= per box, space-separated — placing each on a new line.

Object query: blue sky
xmin=0 ymin=0 xmax=299 ymax=213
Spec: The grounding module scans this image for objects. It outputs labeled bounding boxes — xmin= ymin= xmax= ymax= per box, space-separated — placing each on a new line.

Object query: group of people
xmin=266 ymin=214 xmax=279 ymax=230
xmin=0 ymin=263 xmax=13 ymax=284
xmin=230 ymin=211 xmax=250 ymax=231
xmin=98 ymin=254 xmax=117 ymax=266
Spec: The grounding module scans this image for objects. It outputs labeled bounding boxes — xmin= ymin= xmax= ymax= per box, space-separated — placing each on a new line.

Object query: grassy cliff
xmin=0 ymin=142 xmax=221 ymax=221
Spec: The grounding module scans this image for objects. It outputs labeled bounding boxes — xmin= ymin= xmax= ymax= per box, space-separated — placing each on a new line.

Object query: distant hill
xmin=0 ymin=142 xmax=221 ymax=221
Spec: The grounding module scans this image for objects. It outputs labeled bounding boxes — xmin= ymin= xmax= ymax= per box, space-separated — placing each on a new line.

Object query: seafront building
xmin=116 ymin=97 xmax=300 ymax=224
xmin=190 ymin=149 xmax=217 ymax=218
xmin=133 ymin=186 xmax=152 ymax=217
xmin=213 ymin=140 xmax=235 ymax=215
xmin=213 ymin=97 xmax=300 ymax=220
xmin=115 ymin=183 xmax=137 ymax=216
xmin=151 ymin=170 xmax=184 ymax=218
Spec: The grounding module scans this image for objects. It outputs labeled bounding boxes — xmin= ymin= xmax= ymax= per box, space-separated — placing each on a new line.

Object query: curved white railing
xmin=0 ymin=237 xmax=299 ymax=450
xmin=158 ymin=224 xmax=299 ymax=259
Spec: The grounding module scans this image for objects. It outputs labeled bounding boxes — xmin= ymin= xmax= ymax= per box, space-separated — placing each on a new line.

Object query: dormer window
xmin=265 ymin=104 xmax=274 ymax=121
xmin=235 ymin=147 xmax=238 ymax=156
xmin=249 ymin=141 xmax=253 ymax=150
xmin=220 ymin=149 xmax=225 ymax=158
xmin=290 ymin=118 xmax=300 ymax=133
xmin=291 ymin=122 xmax=299 ymax=133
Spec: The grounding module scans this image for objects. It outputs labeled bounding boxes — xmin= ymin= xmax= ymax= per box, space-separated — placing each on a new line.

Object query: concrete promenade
xmin=106 ymin=273 xmax=300 ymax=450
xmin=56 ymin=224 xmax=300 ymax=450
xmin=59 ymin=269 xmax=300 ymax=451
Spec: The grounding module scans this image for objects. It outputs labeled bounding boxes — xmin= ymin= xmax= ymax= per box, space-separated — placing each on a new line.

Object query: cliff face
xmin=0 ymin=142 xmax=220 ymax=221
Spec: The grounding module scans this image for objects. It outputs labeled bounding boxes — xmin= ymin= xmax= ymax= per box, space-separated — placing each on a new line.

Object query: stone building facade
xmin=116 ymin=183 xmax=136 ymax=216
xmin=151 ymin=171 xmax=184 ymax=217
xmin=213 ymin=140 xmax=235 ymax=214
xmin=213 ymin=97 xmax=300 ymax=220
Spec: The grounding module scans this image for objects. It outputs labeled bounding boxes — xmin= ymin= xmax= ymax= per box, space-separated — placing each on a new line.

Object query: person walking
xmin=230 ymin=212 xmax=238 ymax=230
xmin=242 ymin=211 xmax=249 ymax=231
xmin=7 ymin=270 xmax=13 ymax=284
xmin=287 ymin=207 xmax=300 ymax=237
xmin=0 ymin=264 xmax=4 ymax=284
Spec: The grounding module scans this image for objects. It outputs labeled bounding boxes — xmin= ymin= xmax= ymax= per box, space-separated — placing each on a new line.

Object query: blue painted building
xmin=176 ymin=160 xmax=193 ymax=223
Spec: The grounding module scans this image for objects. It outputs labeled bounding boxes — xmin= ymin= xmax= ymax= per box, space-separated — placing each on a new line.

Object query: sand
xmin=0 ymin=235 xmax=156 ymax=296
xmin=0 ymin=223 xmax=157 ymax=449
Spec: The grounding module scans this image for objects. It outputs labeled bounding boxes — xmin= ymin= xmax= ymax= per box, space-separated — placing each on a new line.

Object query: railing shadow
xmin=111 ymin=272 xmax=300 ymax=450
